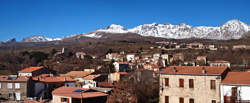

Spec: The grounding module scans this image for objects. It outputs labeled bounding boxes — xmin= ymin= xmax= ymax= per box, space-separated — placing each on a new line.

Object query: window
xmin=179 ymin=97 xmax=184 ymax=103
xmin=210 ymin=80 xmax=216 ymax=89
xmin=15 ymin=83 xmax=20 ymax=89
xmin=7 ymin=83 xmax=13 ymax=89
xmin=61 ymin=98 xmax=69 ymax=103
xmin=0 ymin=83 xmax=1 ymax=88
xmin=212 ymin=100 xmax=216 ymax=103
xmin=189 ymin=98 xmax=194 ymax=103
xmin=232 ymin=87 xmax=237 ymax=97
xmin=189 ymin=79 xmax=194 ymax=88
xmin=165 ymin=96 xmax=169 ymax=103
xmin=165 ymin=78 xmax=169 ymax=87
xmin=179 ymin=79 xmax=184 ymax=88
xmin=8 ymin=93 xmax=13 ymax=98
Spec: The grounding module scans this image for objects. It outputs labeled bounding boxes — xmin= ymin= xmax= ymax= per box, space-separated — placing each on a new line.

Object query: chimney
xmin=173 ymin=67 xmax=177 ymax=73
xmin=202 ymin=67 xmax=206 ymax=74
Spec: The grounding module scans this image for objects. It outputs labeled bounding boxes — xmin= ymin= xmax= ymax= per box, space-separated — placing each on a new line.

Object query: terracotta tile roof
xmin=118 ymin=72 xmax=128 ymax=75
xmin=160 ymin=66 xmax=228 ymax=75
xmin=32 ymin=76 xmax=75 ymax=83
xmin=0 ymin=75 xmax=30 ymax=82
xmin=18 ymin=66 xmax=44 ymax=73
xmin=98 ymin=82 xmax=114 ymax=87
xmin=52 ymin=87 xmax=108 ymax=98
xmin=152 ymin=65 xmax=161 ymax=69
xmin=61 ymin=71 xmax=92 ymax=78
xmin=83 ymin=74 xmax=101 ymax=80
xmin=222 ymin=72 xmax=250 ymax=85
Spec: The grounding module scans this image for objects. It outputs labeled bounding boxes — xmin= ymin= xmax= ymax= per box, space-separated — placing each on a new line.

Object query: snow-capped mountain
xmin=20 ymin=19 xmax=249 ymax=42
xmin=5 ymin=38 xmax=16 ymax=43
xmin=84 ymin=19 xmax=249 ymax=40
xmin=22 ymin=35 xmax=61 ymax=42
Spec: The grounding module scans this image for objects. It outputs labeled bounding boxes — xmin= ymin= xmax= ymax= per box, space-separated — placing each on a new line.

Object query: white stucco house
xmin=220 ymin=72 xmax=250 ymax=103
xmin=126 ymin=53 xmax=135 ymax=62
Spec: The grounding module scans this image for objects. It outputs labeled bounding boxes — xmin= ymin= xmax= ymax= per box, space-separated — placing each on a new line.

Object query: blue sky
xmin=0 ymin=0 xmax=249 ymax=41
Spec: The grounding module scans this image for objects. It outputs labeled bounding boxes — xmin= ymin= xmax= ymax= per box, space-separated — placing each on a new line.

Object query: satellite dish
xmin=73 ymin=89 xmax=84 ymax=93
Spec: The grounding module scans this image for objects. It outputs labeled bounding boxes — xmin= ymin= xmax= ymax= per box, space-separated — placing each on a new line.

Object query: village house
xmin=173 ymin=53 xmax=184 ymax=62
xmin=126 ymin=53 xmax=136 ymax=62
xmin=32 ymin=74 xmax=76 ymax=99
xmin=60 ymin=71 xmax=94 ymax=88
xmin=153 ymin=53 xmax=161 ymax=60
xmin=81 ymin=74 xmax=106 ymax=89
xmin=0 ymin=75 xmax=34 ymax=101
xmin=159 ymin=66 xmax=229 ymax=103
xmin=187 ymin=42 xmax=204 ymax=49
xmin=75 ymin=52 xmax=86 ymax=59
xmin=105 ymin=53 xmax=122 ymax=61
xmin=18 ymin=66 xmax=52 ymax=77
xmin=183 ymin=61 xmax=196 ymax=66
xmin=108 ymin=72 xmax=127 ymax=83
xmin=233 ymin=45 xmax=250 ymax=50
xmin=209 ymin=60 xmax=231 ymax=68
xmin=52 ymin=86 xmax=108 ymax=103
xmin=207 ymin=45 xmax=218 ymax=51
xmin=220 ymin=72 xmax=250 ymax=103
xmin=196 ymin=56 xmax=207 ymax=65
xmin=141 ymin=54 xmax=153 ymax=60
xmin=113 ymin=62 xmax=132 ymax=72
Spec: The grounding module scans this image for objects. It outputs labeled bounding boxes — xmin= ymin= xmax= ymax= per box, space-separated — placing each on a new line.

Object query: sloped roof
xmin=98 ymin=82 xmax=114 ymax=87
xmin=0 ymin=75 xmax=29 ymax=82
xmin=61 ymin=71 xmax=92 ymax=78
xmin=52 ymin=87 xmax=108 ymax=98
xmin=19 ymin=66 xmax=44 ymax=73
xmin=160 ymin=66 xmax=228 ymax=75
xmin=32 ymin=76 xmax=75 ymax=83
xmin=83 ymin=74 xmax=101 ymax=80
xmin=222 ymin=72 xmax=250 ymax=85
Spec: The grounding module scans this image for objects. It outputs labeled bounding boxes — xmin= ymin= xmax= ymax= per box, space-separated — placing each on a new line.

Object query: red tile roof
xmin=0 ymin=75 xmax=30 ymax=82
xmin=160 ymin=66 xmax=228 ymax=75
xmin=98 ymin=82 xmax=114 ymax=87
xmin=52 ymin=87 xmax=108 ymax=98
xmin=61 ymin=71 xmax=92 ymax=78
xmin=118 ymin=72 xmax=128 ymax=75
xmin=19 ymin=66 xmax=44 ymax=73
xmin=222 ymin=72 xmax=250 ymax=85
xmin=83 ymin=74 xmax=101 ymax=80
xmin=32 ymin=76 xmax=75 ymax=83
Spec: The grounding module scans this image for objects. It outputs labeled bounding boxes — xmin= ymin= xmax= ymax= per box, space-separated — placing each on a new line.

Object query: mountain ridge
xmin=21 ymin=19 xmax=250 ymax=42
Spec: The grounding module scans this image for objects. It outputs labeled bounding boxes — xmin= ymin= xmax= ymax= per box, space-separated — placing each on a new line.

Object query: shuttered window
xmin=15 ymin=83 xmax=20 ymax=89
xmin=165 ymin=78 xmax=169 ymax=87
xmin=179 ymin=97 xmax=184 ymax=103
xmin=165 ymin=96 xmax=169 ymax=103
xmin=7 ymin=83 xmax=12 ymax=89
xmin=210 ymin=80 xmax=216 ymax=89
xmin=179 ymin=79 xmax=184 ymax=88
xmin=189 ymin=79 xmax=194 ymax=88
xmin=232 ymin=87 xmax=237 ymax=97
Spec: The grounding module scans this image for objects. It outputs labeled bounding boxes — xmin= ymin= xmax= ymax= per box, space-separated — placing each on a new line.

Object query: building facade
xmin=159 ymin=66 xmax=228 ymax=103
